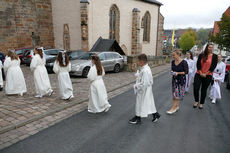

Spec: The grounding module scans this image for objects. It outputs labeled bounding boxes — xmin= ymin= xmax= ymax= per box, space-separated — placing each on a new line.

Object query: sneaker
xmin=48 ymin=90 xmax=54 ymax=97
xmin=129 ymin=116 xmax=141 ymax=124
xmin=152 ymin=112 xmax=161 ymax=122
xmin=35 ymin=94 xmax=42 ymax=98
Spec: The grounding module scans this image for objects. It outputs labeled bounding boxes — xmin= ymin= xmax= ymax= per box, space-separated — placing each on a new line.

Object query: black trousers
xmin=193 ymin=73 xmax=212 ymax=104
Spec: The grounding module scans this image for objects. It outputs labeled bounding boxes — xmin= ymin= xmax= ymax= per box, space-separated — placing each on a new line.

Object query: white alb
xmin=30 ymin=54 xmax=52 ymax=96
xmin=135 ymin=64 xmax=157 ymax=117
xmin=4 ymin=57 xmax=27 ymax=95
xmin=87 ymin=65 xmax=111 ymax=113
xmin=209 ymin=61 xmax=226 ymax=102
xmin=184 ymin=58 xmax=195 ymax=92
xmin=53 ymin=61 xmax=73 ymax=100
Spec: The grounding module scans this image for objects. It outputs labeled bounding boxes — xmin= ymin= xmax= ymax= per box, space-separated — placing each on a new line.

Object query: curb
xmin=0 ymin=64 xmax=170 ymax=135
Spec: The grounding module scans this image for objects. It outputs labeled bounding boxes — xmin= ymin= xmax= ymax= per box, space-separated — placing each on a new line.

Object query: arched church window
xmin=63 ymin=24 xmax=70 ymax=50
xmin=142 ymin=11 xmax=151 ymax=42
xmin=109 ymin=4 xmax=120 ymax=42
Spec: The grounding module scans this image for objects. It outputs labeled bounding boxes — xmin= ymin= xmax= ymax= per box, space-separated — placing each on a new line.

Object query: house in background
xmin=51 ymin=0 xmax=163 ymax=56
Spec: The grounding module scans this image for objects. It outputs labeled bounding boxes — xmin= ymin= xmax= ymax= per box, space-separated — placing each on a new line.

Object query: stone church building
xmin=0 ymin=0 xmax=163 ymax=56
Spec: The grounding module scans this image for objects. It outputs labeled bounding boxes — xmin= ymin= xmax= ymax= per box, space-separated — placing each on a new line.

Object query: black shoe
xmin=129 ymin=116 xmax=141 ymax=124
xmin=193 ymin=103 xmax=199 ymax=108
xmin=199 ymin=106 xmax=203 ymax=109
xmin=152 ymin=112 xmax=161 ymax=122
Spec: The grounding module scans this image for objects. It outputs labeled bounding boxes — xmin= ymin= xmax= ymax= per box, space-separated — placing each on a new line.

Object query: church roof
xmin=141 ymin=0 xmax=163 ymax=6
xmin=90 ymin=37 xmax=126 ymax=55
xmin=80 ymin=0 xmax=162 ymax=6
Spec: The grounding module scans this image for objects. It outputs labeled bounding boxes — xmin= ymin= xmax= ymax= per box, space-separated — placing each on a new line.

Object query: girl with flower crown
xmin=30 ymin=47 xmax=53 ymax=98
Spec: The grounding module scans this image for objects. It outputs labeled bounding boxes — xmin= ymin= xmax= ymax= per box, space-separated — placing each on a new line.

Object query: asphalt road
xmin=1 ymin=72 xmax=230 ymax=153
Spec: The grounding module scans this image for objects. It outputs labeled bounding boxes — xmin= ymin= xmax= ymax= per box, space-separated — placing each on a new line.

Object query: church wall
xmin=88 ymin=0 xmax=159 ymax=56
xmin=51 ymin=0 xmax=81 ymax=50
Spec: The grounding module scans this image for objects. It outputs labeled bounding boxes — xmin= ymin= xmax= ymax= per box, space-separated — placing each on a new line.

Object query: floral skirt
xmin=172 ymin=78 xmax=185 ymax=100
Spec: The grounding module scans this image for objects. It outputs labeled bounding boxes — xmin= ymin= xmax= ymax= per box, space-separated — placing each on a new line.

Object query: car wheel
xmin=82 ymin=67 xmax=90 ymax=78
xmin=114 ymin=64 xmax=120 ymax=73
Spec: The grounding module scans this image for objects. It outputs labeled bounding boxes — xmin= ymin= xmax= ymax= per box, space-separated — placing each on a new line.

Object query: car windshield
xmin=16 ymin=50 xmax=23 ymax=55
xmin=69 ymin=51 xmax=84 ymax=59
xmin=78 ymin=53 xmax=95 ymax=60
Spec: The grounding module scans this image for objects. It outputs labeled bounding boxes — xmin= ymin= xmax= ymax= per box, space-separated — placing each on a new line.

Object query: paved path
xmin=0 ymin=64 xmax=170 ymax=149
xmin=1 ymin=71 xmax=230 ymax=153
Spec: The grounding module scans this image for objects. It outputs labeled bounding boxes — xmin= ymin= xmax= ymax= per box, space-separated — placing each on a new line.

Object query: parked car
xmin=68 ymin=50 xmax=85 ymax=61
xmin=0 ymin=52 xmax=5 ymax=80
xmin=45 ymin=49 xmax=64 ymax=73
xmin=226 ymin=69 xmax=230 ymax=89
xmin=22 ymin=49 xmax=34 ymax=66
xmin=225 ymin=58 xmax=230 ymax=82
xmin=70 ymin=52 xmax=124 ymax=77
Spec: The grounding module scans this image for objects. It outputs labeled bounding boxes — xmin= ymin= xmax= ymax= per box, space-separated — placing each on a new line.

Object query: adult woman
xmin=167 ymin=50 xmax=188 ymax=114
xmin=209 ymin=54 xmax=225 ymax=104
xmin=193 ymin=43 xmax=218 ymax=109
xmin=4 ymin=50 xmax=27 ymax=96
xmin=53 ymin=51 xmax=74 ymax=100
xmin=184 ymin=51 xmax=195 ymax=92
xmin=87 ymin=55 xmax=111 ymax=113
xmin=30 ymin=47 xmax=53 ymax=98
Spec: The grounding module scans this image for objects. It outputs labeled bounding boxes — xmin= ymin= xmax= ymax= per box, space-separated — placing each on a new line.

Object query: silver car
xmin=70 ymin=52 xmax=124 ymax=77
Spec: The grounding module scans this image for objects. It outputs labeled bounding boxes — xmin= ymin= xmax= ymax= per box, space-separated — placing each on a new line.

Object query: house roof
xmin=141 ymin=0 xmax=163 ymax=6
xmin=90 ymin=37 xmax=126 ymax=55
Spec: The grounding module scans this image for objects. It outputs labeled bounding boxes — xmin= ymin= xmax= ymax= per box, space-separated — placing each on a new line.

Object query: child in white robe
xmin=0 ymin=61 xmax=3 ymax=91
xmin=30 ymin=47 xmax=53 ymax=98
xmin=209 ymin=55 xmax=226 ymax=104
xmin=129 ymin=54 xmax=160 ymax=124
xmin=4 ymin=50 xmax=27 ymax=96
xmin=87 ymin=55 xmax=111 ymax=113
xmin=53 ymin=51 xmax=74 ymax=100
xmin=184 ymin=51 xmax=195 ymax=92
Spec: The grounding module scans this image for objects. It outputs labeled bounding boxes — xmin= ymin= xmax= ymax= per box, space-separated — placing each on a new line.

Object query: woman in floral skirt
xmin=167 ymin=50 xmax=188 ymax=115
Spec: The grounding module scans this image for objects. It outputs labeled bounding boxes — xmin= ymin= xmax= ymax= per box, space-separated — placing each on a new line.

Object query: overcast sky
xmin=160 ymin=0 xmax=230 ymax=29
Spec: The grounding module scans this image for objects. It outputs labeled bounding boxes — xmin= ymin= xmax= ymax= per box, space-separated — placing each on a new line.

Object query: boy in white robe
xmin=0 ymin=61 xmax=3 ymax=91
xmin=209 ymin=55 xmax=226 ymax=104
xmin=129 ymin=54 xmax=160 ymax=124
xmin=184 ymin=51 xmax=195 ymax=92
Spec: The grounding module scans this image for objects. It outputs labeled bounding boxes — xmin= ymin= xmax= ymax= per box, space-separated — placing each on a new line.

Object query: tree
xmin=215 ymin=14 xmax=230 ymax=51
xmin=197 ymin=28 xmax=210 ymax=48
xmin=179 ymin=29 xmax=197 ymax=53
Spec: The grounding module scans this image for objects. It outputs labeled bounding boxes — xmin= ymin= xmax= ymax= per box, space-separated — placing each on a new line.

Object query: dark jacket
xmin=197 ymin=53 xmax=218 ymax=73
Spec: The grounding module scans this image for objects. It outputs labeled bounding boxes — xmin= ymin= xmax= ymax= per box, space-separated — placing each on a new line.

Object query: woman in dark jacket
xmin=193 ymin=43 xmax=218 ymax=109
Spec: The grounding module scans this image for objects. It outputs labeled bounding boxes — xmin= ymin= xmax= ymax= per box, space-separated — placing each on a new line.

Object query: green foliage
xmin=179 ymin=29 xmax=197 ymax=53
xmin=197 ymin=28 xmax=210 ymax=48
xmin=214 ymin=14 xmax=230 ymax=51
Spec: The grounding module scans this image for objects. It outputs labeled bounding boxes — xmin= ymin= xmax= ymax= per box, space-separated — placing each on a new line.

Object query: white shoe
xmin=104 ymin=105 xmax=111 ymax=112
xmin=19 ymin=93 xmax=23 ymax=96
xmin=166 ymin=109 xmax=177 ymax=115
xmin=48 ymin=90 xmax=54 ymax=96
xmin=35 ymin=94 xmax=42 ymax=98
xmin=212 ymin=99 xmax=216 ymax=104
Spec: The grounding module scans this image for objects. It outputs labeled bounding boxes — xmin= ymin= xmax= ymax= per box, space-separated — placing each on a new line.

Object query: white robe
xmin=30 ymin=54 xmax=52 ymax=96
xmin=209 ymin=62 xmax=226 ymax=100
xmin=4 ymin=57 xmax=27 ymax=95
xmin=135 ymin=64 xmax=157 ymax=118
xmin=0 ymin=61 xmax=3 ymax=87
xmin=184 ymin=58 xmax=195 ymax=92
xmin=53 ymin=61 xmax=73 ymax=99
xmin=193 ymin=56 xmax=198 ymax=77
xmin=87 ymin=65 xmax=111 ymax=113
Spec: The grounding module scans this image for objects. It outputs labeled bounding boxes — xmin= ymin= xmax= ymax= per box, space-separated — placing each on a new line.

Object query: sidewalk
xmin=0 ymin=63 xmax=170 ymax=150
